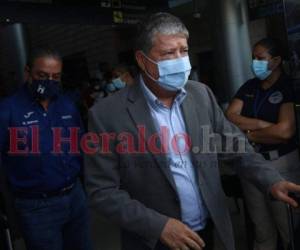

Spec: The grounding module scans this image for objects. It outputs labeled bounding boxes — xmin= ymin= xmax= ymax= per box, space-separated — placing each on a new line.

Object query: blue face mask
xmin=106 ymin=83 xmax=116 ymax=93
xmin=143 ymin=54 xmax=191 ymax=91
xmin=112 ymin=77 xmax=126 ymax=89
xmin=251 ymin=59 xmax=272 ymax=80
xmin=30 ymin=79 xmax=61 ymax=100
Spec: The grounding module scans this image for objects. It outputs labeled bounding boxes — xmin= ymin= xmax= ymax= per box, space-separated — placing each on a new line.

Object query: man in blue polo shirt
xmin=0 ymin=48 xmax=92 ymax=250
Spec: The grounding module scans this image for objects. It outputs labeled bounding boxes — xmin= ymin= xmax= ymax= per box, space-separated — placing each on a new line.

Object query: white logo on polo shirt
xmin=37 ymin=84 xmax=45 ymax=94
xmin=61 ymin=115 xmax=72 ymax=120
xmin=24 ymin=111 xmax=34 ymax=119
xmin=22 ymin=120 xmax=39 ymax=125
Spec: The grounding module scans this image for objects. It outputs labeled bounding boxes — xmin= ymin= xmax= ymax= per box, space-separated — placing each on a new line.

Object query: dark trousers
xmin=155 ymin=220 xmax=214 ymax=250
xmin=14 ymin=181 xmax=92 ymax=250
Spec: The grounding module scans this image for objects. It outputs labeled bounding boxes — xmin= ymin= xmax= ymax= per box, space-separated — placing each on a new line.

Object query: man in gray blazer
xmin=85 ymin=13 xmax=300 ymax=250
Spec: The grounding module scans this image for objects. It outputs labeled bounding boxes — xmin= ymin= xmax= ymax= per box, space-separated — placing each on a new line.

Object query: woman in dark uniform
xmin=226 ymin=38 xmax=300 ymax=250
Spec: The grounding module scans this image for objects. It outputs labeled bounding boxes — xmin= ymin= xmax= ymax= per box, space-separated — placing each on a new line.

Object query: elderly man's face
xmin=137 ymin=33 xmax=188 ymax=81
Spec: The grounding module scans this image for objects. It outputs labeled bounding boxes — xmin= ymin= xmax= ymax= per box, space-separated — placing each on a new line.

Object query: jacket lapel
xmin=181 ymin=92 xmax=206 ymax=185
xmin=181 ymin=93 xmax=201 ymax=152
xmin=126 ymin=83 xmax=178 ymax=192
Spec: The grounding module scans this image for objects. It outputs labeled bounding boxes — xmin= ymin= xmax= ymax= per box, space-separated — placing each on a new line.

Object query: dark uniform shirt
xmin=234 ymin=74 xmax=297 ymax=153
xmin=0 ymin=85 xmax=84 ymax=193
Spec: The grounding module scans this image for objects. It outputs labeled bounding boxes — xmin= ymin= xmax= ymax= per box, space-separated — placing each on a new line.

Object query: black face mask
xmin=29 ymin=79 xmax=61 ymax=100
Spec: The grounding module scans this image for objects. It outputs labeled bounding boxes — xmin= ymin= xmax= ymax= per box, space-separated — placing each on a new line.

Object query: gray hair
xmin=135 ymin=12 xmax=189 ymax=54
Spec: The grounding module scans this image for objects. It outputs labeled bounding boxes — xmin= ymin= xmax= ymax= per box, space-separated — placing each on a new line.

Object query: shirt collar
xmin=257 ymin=73 xmax=288 ymax=91
xmin=139 ymin=74 xmax=187 ymax=110
xmin=15 ymin=84 xmax=63 ymax=117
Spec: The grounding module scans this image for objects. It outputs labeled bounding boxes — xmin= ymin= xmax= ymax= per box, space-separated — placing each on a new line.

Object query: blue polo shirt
xmin=0 ymin=85 xmax=84 ymax=193
xmin=234 ymin=74 xmax=297 ymax=153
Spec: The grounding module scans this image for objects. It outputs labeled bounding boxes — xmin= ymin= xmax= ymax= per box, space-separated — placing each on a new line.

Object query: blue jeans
xmin=14 ymin=181 xmax=92 ymax=250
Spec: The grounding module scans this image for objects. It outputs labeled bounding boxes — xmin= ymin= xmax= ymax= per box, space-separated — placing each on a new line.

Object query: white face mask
xmin=143 ymin=53 xmax=191 ymax=91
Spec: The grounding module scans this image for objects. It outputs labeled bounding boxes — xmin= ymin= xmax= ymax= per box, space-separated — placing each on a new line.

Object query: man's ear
xmin=135 ymin=51 xmax=146 ymax=71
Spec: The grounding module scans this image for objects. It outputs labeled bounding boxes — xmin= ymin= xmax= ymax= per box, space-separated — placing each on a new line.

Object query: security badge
xmin=268 ymin=91 xmax=283 ymax=104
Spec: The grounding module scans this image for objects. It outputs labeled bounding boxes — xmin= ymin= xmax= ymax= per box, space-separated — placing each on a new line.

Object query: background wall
xmin=0 ymin=12 xmax=271 ymax=100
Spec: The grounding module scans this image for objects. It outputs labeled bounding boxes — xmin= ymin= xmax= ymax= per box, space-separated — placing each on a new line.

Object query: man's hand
xmin=270 ymin=181 xmax=300 ymax=207
xmin=160 ymin=218 xmax=205 ymax=250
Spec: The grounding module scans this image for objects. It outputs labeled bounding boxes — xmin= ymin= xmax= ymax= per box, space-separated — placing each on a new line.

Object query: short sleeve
xmin=234 ymin=80 xmax=252 ymax=101
xmin=280 ymin=82 xmax=295 ymax=104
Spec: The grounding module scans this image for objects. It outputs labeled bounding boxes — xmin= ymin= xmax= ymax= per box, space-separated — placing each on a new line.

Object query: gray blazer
xmin=85 ymin=80 xmax=283 ymax=250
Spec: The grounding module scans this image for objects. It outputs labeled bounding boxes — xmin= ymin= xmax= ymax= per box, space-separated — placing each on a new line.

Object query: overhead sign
xmin=2 ymin=0 xmax=52 ymax=2
xmin=109 ymin=0 xmax=168 ymax=25
xmin=0 ymin=0 xmax=168 ymax=24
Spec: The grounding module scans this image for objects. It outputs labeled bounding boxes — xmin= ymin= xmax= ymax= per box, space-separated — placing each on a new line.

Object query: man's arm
xmin=203 ymin=85 xmax=300 ymax=206
xmin=84 ymin=108 xmax=168 ymax=249
xmin=201 ymin=87 xmax=280 ymax=188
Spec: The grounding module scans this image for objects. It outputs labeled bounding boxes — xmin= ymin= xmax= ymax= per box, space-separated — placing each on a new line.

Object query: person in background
xmin=112 ymin=64 xmax=135 ymax=87
xmin=102 ymin=70 xmax=114 ymax=96
xmin=88 ymin=78 xmax=106 ymax=103
xmin=85 ymin=14 xmax=300 ymax=250
xmin=104 ymin=65 xmax=135 ymax=96
xmin=0 ymin=48 xmax=92 ymax=250
xmin=226 ymin=38 xmax=300 ymax=250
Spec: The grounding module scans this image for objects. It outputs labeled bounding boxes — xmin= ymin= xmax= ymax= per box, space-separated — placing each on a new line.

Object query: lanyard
xmin=253 ymin=87 xmax=274 ymax=118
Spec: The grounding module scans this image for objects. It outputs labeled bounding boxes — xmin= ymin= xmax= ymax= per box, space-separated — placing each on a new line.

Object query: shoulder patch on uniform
xmin=268 ymin=91 xmax=283 ymax=104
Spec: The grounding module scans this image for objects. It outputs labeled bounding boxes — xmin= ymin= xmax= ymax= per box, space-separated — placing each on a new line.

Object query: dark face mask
xmin=29 ymin=79 xmax=61 ymax=100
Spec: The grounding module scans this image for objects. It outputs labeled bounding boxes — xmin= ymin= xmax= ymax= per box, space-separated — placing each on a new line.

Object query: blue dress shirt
xmin=140 ymin=76 xmax=209 ymax=231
